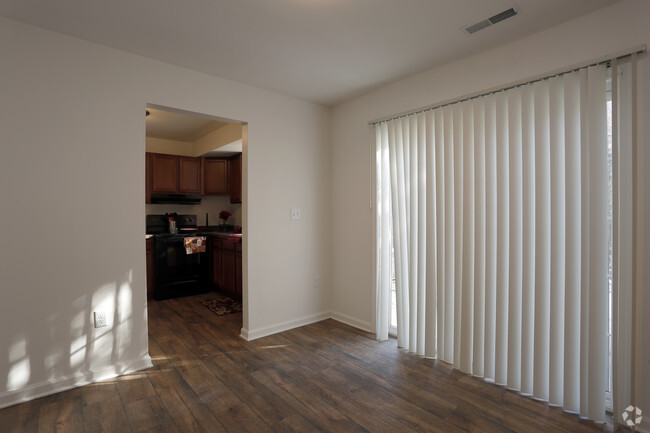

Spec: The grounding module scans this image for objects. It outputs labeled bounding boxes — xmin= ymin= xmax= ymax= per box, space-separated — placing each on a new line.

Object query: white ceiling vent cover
xmin=464 ymin=7 xmax=518 ymax=34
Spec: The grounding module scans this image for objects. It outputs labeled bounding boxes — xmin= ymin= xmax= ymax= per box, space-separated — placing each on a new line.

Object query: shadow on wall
xmin=0 ymin=269 xmax=148 ymax=408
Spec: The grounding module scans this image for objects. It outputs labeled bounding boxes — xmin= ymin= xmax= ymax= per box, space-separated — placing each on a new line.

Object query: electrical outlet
xmin=314 ymin=276 xmax=320 ymax=288
xmin=94 ymin=311 xmax=107 ymax=328
xmin=290 ymin=208 xmax=302 ymax=220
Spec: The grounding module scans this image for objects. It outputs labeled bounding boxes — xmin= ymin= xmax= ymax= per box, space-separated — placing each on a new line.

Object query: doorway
xmin=144 ymin=104 xmax=247 ymax=335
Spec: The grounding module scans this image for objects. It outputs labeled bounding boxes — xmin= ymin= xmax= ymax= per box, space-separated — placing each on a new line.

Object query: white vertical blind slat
xmin=484 ymin=98 xmax=498 ymax=381
xmin=520 ymin=86 xmax=536 ymax=396
xmin=578 ymin=67 xmax=590 ymax=418
xmin=407 ymin=116 xmax=418 ymax=353
xmin=443 ymin=107 xmax=456 ymax=364
xmin=435 ymin=111 xmax=447 ymax=362
xmin=389 ymin=120 xmax=408 ymax=348
xmin=460 ymin=102 xmax=475 ymax=374
xmin=472 ymin=98 xmax=486 ymax=378
xmin=586 ymin=65 xmax=608 ymax=422
xmin=563 ymin=71 xmax=581 ymax=413
xmin=453 ymin=104 xmax=464 ymax=370
xmin=495 ymin=92 xmax=510 ymax=385
xmin=549 ymin=76 xmax=567 ymax=407
xmin=613 ymin=60 xmax=634 ymax=425
xmin=533 ymin=80 xmax=551 ymax=401
xmin=425 ymin=111 xmax=437 ymax=358
xmin=416 ymin=114 xmax=427 ymax=355
xmin=507 ymin=89 xmax=523 ymax=391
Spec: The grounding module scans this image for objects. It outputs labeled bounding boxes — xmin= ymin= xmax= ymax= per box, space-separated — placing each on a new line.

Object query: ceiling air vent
xmin=489 ymin=8 xmax=518 ymax=24
xmin=464 ymin=7 xmax=518 ymax=34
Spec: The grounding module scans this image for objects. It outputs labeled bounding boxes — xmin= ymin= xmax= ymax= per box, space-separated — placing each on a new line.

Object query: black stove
xmin=147 ymin=214 xmax=209 ymax=300
xmin=146 ymin=213 xmax=200 ymax=234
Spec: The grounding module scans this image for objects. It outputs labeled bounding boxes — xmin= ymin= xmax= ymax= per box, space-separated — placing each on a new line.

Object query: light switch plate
xmin=290 ymin=208 xmax=301 ymax=220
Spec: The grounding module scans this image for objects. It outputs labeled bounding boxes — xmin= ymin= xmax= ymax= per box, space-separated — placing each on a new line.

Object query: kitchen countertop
xmin=146 ymin=232 xmax=242 ymax=240
xmin=203 ymin=231 xmax=242 ymax=240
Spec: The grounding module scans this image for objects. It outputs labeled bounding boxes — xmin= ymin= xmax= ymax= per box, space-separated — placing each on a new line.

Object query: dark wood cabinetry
xmin=210 ymin=237 xmax=242 ymax=301
xmin=202 ymin=158 xmax=229 ymax=195
xmin=178 ymin=156 xmax=201 ymax=193
xmin=211 ymin=237 xmax=222 ymax=288
xmin=146 ymin=152 xmax=241 ymax=203
xmin=235 ymin=242 xmax=242 ymax=297
xmin=229 ymin=154 xmax=242 ymax=204
xmin=146 ymin=237 xmax=155 ymax=298
xmin=221 ymin=242 xmax=237 ymax=297
xmin=146 ymin=152 xmax=201 ymax=196
xmin=145 ymin=153 xmax=153 ymax=203
xmin=151 ymin=153 xmax=179 ymax=193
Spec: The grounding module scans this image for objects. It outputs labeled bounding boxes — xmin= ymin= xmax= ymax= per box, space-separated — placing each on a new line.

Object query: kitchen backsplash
xmin=146 ymin=195 xmax=242 ymax=227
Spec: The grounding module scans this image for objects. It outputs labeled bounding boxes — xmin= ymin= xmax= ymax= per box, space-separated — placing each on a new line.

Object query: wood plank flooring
xmin=0 ymin=292 xmax=623 ymax=432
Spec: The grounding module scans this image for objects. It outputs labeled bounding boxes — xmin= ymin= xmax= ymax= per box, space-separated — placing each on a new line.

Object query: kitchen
xmin=144 ymin=106 xmax=244 ymax=305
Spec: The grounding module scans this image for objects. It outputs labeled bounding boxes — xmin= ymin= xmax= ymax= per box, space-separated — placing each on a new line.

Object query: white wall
xmin=0 ymin=16 xmax=330 ymax=407
xmin=330 ymin=0 xmax=650 ymax=426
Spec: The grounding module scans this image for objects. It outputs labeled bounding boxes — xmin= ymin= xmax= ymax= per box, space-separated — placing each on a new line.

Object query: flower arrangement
xmin=219 ymin=210 xmax=232 ymax=228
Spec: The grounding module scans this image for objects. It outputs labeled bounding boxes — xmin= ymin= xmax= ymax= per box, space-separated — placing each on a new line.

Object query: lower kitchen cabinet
xmin=211 ymin=237 xmax=222 ymax=287
xmin=235 ymin=242 xmax=242 ymax=298
xmin=221 ymin=243 xmax=236 ymax=297
xmin=146 ymin=237 xmax=155 ymax=298
xmin=211 ymin=237 xmax=242 ymax=301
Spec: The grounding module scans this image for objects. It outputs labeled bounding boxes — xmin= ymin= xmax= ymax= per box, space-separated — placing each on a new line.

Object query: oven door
xmin=154 ymin=235 xmax=209 ymax=300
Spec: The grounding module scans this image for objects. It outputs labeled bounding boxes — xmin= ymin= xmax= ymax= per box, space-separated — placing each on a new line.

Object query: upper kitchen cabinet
xmin=202 ymin=158 xmax=228 ymax=195
xmin=145 ymin=153 xmax=153 ymax=203
xmin=151 ymin=153 xmax=178 ymax=193
xmin=229 ymin=154 xmax=242 ymax=204
xmin=178 ymin=156 xmax=201 ymax=193
xmin=147 ymin=152 xmax=201 ymax=195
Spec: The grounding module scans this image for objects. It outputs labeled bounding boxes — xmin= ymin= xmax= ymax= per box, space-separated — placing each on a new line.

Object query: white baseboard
xmin=0 ymin=356 xmax=152 ymax=410
xmin=240 ymin=311 xmax=373 ymax=341
xmin=329 ymin=311 xmax=373 ymax=333
xmin=241 ymin=311 xmax=331 ymax=341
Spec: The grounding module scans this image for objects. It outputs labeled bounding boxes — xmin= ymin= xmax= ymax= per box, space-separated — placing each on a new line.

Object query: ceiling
xmin=0 ymin=0 xmax=620 ymax=105
xmin=146 ymin=108 xmax=228 ymax=142
xmin=146 ymin=107 xmax=243 ymax=156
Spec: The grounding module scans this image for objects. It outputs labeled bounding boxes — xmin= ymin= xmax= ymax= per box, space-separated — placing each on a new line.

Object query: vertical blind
xmin=374 ymin=62 xmax=631 ymax=422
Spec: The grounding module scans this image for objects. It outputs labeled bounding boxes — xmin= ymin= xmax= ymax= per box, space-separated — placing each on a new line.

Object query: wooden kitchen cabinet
xmin=179 ymin=156 xmax=201 ymax=193
xmin=202 ymin=158 xmax=229 ymax=195
xmin=146 ymin=237 xmax=155 ymax=298
xmin=229 ymin=154 xmax=242 ymax=203
xmin=211 ymin=237 xmax=242 ymax=301
xmin=221 ymin=242 xmax=237 ymax=298
xmin=145 ymin=153 xmax=153 ymax=203
xmin=147 ymin=152 xmax=201 ymax=195
xmin=151 ymin=153 xmax=178 ymax=193
xmin=211 ymin=237 xmax=222 ymax=288
xmin=235 ymin=242 xmax=242 ymax=298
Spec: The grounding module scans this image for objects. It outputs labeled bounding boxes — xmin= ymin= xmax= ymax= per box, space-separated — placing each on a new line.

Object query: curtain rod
xmin=369 ymin=45 xmax=646 ymax=126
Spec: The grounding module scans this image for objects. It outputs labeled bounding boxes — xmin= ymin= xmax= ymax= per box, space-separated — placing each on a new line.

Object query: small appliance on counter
xmin=146 ymin=214 xmax=209 ymax=300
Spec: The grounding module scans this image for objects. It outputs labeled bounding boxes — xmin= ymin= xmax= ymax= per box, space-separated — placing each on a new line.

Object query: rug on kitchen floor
xmin=200 ymin=297 xmax=242 ymax=316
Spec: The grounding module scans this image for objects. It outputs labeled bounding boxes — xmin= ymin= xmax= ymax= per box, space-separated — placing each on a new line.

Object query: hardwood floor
xmin=0 ymin=292 xmax=623 ymax=432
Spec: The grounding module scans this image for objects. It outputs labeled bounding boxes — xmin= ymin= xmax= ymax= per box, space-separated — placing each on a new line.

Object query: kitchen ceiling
xmin=146 ymin=108 xmax=228 ymax=142
xmin=0 ymin=0 xmax=620 ymax=105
